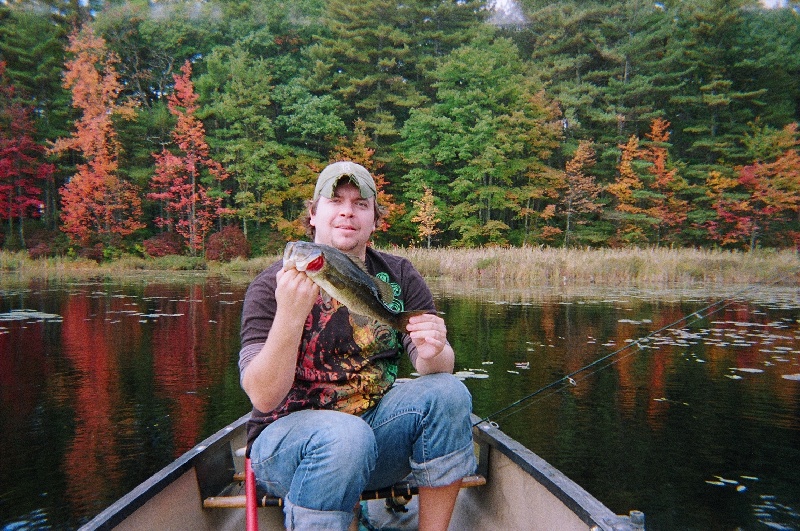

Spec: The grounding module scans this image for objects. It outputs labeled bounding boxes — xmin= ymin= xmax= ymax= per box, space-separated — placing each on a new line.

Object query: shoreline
xmin=1 ymin=247 xmax=798 ymax=287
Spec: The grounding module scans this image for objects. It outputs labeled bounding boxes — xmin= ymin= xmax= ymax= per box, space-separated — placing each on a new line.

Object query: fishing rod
xmin=472 ymin=267 xmax=799 ymax=428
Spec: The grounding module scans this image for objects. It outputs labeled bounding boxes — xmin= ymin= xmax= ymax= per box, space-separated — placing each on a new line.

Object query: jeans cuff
xmin=284 ymin=496 xmax=355 ymax=530
xmin=410 ymin=439 xmax=477 ymax=487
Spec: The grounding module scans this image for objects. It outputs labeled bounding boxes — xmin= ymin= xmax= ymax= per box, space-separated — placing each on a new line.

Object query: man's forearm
xmin=241 ymin=312 xmax=304 ymax=412
xmin=414 ymin=342 xmax=455 ymax=375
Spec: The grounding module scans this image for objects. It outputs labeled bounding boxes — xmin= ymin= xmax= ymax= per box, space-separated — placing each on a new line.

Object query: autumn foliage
xmin=641 ymin=118 xmax=687 ymax=245
xmin=0 ymin=62 xmax=52 ymax=248
xmin=607 ymin=135 xmax=648 ymax=245
xmin=148 ymin=61 xmax=228 ymax=255
xmin=561 ymin=140 xmax=602 ymax=247
xmin=709 ymin=123 xmax=800 ymax=249
xmin=205 ymin=225 xmax=250 ymax=262
xmin=50 ymin=26 xmax=144 ymax=247
xmin=411 ymin=186 xmax=441 ymax=248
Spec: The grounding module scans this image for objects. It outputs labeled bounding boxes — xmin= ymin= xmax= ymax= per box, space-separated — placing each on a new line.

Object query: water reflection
xmin=0 ymin=277 xmax=250 ymax=529
xmin=0 ymin=279 xmax=798 ymax=530
xmin=437 ymin=286 xmax=800 ymax=531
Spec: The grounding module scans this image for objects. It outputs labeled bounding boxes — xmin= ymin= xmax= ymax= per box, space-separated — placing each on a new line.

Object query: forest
xmin=0 ymin=0 xmax=799 ymax=260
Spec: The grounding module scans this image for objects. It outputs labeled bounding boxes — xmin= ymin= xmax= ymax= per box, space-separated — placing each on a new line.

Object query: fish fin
xmin=374 ymin=277 xmax=396 ymax=306
xmin=342 ymin=251 xmax=396 ymax=306
xmin=320 ymin=289 xmax=333 ymax=305
xmin=350 ymin=312 xmax=372 ymax=328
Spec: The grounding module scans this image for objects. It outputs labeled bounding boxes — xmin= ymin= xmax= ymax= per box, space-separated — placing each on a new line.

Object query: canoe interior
xmin=81 ymin=414 xmax=640 ymax=531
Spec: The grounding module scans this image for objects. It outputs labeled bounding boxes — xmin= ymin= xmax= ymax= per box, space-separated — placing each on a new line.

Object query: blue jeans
xmin=249 ymin=373 xmax=476 ymax=530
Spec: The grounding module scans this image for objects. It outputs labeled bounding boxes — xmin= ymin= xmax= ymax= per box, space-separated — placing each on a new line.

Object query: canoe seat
xmin=203 ymin=470 xmax=486 ymax=509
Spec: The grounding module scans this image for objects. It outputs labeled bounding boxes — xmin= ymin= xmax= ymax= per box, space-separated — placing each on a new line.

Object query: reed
xmin=1 ymin=247 xmax=797 ymax=286
xmin=388 ymin=247 xmax=800 ymax=286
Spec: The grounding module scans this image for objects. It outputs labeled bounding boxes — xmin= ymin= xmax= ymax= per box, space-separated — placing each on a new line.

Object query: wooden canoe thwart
xmin=81 ymin=414 xmax=645 ymax=530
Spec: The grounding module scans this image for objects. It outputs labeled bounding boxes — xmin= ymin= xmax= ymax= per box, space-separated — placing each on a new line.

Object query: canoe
xmin=81 ymin=413 xmax=644 ymax=530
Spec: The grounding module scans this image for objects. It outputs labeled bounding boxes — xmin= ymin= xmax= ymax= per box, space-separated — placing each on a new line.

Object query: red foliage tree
xmin=50 ymin=26 xmax=144 ymax=247
xmin=149 ymin=61 xmax=228 ymax=255
xmin=710 ymin=123 xmax=800 ymax=249
xmin=205 ymin=225 xmax=250 ymax=261
xmin=0 ymin=62 xmax=52 ymax=248
xmin=142 ymin=231 xmax=184 ymax=258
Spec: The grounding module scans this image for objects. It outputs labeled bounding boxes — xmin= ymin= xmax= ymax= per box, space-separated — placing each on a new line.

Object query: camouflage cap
xmin=313 ymin=161 xmax=377 ymax=201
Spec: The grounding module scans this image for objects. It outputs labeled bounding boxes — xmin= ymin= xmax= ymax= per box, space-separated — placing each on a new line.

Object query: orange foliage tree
xmin=640 ymin=118 xmax=687 ymax=245
xmin=561 ymin=140 xmax=602 ymax=247
xmin=148 ymin=61 xmax=228 ymax=255
xmin=50 ymin=26 xmax=143 ymax=248
xmin=411 ymin=185 xmax=441 ymax=248
xmin=606 ymin=135 xmax=650 ymax=245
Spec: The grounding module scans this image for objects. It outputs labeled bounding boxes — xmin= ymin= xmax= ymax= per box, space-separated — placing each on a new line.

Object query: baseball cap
xmin=313 ymin=161 xmax=377 ymax=201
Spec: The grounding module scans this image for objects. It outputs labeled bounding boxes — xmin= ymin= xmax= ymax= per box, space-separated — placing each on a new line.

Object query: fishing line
xmin=473 ymin=268 xmax=799 ymax=428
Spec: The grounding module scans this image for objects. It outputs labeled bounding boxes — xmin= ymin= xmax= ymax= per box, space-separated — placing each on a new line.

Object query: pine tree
xmin=663 ymin=0 xmax=767 ymax=169
xmin=306 ymin=0 xmax=484 ymax=145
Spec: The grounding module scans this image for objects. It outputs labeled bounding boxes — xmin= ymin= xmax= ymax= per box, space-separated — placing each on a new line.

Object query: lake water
xmin=0 ymin=276 xmax=798 ymax=530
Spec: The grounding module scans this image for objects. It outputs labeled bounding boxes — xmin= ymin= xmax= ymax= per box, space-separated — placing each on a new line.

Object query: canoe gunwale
xmin=470 ymin=414 xmax=633 ymax=530
xmin=80 ymin=414 xmax=250 ymax=530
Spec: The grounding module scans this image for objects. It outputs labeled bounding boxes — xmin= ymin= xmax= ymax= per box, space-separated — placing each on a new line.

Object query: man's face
xmin=310 ymin=180 xmax=376 ymax=259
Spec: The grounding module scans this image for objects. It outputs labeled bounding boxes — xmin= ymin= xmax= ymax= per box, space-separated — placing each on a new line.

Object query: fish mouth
xmin=283 ymin=241 xmax=324 ymax=272
xmin=305 ymin=255 xmax=324 ymax=272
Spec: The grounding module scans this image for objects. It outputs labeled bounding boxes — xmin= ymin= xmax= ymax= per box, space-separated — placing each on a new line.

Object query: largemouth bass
xmin=283 ymin=241 xmax=427 ymax=331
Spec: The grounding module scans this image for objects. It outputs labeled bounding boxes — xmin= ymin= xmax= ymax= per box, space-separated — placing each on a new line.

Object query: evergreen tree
xmin=197 ymin=44 xmax=284 ymax=238
xmin=527 ymin=1 xmax=678 ymax=173
xmin=662 ymin=0 xmax=767 ymax=169
xmin=400 ymin=35 xmax=562 ymax=246
xmin=306 ymin=0 xmax=484 ymax=148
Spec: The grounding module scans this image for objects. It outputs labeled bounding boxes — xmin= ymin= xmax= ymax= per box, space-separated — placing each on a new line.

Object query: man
xmin=239 ymin=161 xmax=476 ymax=530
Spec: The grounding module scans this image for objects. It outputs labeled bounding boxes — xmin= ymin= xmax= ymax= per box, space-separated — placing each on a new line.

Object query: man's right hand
xmin=275 ymin=266 xmax=319 ymax=322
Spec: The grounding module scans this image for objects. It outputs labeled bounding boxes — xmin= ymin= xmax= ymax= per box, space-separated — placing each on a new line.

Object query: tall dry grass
xmin=2 ymin=247 xmax=798 ymax=286
xmin=389 ymin=247 xmax=800 ymax=286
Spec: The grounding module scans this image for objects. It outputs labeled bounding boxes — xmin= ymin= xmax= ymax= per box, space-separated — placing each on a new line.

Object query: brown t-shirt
xmin=239 ymin=247 xmax=436 ymax=449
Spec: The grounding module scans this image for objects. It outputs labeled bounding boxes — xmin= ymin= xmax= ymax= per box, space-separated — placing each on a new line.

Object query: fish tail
xmin=397 ymin=309 xmax=431 ymax=331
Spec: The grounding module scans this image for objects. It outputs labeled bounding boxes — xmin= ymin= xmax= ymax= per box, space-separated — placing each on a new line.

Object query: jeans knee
xmin=310 ymin=411 xmax=377 ymax=466
xmin=423 ymin=373 xmax=473 ymax=415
